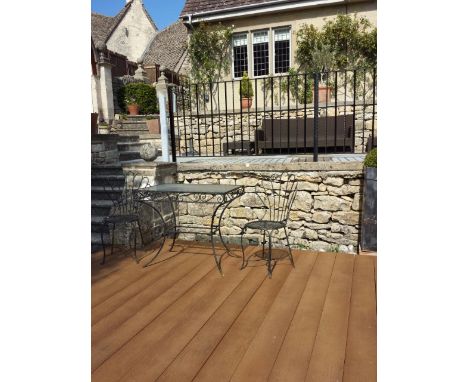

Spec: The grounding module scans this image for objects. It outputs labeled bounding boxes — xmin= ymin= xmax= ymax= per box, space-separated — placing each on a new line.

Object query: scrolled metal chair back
xmin=255 ymin=172 xmax=298 ymax=223
xmin=103 ymin=172 xmax=150 ymax=216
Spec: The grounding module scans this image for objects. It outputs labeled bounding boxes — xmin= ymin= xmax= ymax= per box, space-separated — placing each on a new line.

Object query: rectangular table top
xmin=144 ymin=183 xmax=243 ymax=195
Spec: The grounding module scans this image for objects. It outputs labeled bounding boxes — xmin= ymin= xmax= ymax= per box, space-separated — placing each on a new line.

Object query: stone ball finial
xmin=137 ymin=57 xmax=144 ymax=65
xmin=159 ymin=65 xmax=166 ymax=72
xmin=96 ymin=42 xmax=107 ymax=52
xmin=140 ymin=143 xmax=158 ymax=162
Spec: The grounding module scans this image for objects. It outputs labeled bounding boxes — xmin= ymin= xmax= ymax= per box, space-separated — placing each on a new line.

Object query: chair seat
xmin=104 ymin=214 xmax=139 ymax=224
xmin=245 ymin=220 xmax=286 ymax=231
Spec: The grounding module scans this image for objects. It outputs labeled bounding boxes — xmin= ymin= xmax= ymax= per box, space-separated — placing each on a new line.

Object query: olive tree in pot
xmin=361 ymin=148 xmax=377 ymax=252
xmin=240 ymin=72 xmax=254 ymax=109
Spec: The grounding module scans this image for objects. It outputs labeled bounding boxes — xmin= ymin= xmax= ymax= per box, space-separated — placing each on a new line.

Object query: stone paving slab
xmin=169 ymin=154 xmax=365 ymax=165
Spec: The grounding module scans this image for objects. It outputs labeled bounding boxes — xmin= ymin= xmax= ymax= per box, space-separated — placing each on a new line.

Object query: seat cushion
xmin=245 ymin=220 xmax=286 ymax=231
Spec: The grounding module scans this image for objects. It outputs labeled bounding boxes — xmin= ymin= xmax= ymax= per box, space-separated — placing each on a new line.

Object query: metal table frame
xmin=138 ymin=183 xmax=245 ymax=273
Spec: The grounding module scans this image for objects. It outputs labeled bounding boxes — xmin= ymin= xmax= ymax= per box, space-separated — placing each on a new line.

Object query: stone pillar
xmin=97 ymin=43 xmax=114 ymax=124
xmin=156 ymin=68 xmax=171 ymax=162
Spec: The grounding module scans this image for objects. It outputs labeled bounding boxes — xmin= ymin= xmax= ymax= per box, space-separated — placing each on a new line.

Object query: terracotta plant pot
xmin=318 ymin=86 xmax=333 ymax=103
xmin=241 ymin=97 xmax=252 ymax=110
xmin=146 ymin=118 xmax=160 ymax=134
xmin=91 ymin=112 xmax=98 ymax=135
xmin=127 ymin=103 xmax=139 ymax=115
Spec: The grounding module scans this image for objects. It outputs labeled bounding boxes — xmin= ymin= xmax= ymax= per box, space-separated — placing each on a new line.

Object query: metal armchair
xmin=99 ymin=172 xmax=150 ymax=265
xmin=240 ymin=173 xmax=298 ymax=277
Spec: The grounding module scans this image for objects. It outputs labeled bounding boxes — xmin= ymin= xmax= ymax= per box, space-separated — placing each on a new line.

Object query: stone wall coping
xmin=176 ymin=161 xmax=363 ymax=173
xmin=122 ymin=161 xmax=177 ymax=171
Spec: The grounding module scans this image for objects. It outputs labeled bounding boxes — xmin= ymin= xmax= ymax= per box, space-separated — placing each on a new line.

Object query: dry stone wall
xmin=177 ymin=161 xmax=363 ymax=253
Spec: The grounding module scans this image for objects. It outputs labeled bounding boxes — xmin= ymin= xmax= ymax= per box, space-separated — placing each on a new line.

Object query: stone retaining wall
xmin=177 ymin=161 xmax=364 ymax=253
xmin=91 ymin=135 xmax=119 ymax=164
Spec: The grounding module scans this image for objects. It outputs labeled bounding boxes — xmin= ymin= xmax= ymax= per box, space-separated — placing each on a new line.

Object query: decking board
xmin=91 ymin=242 xmax=376 ymax=382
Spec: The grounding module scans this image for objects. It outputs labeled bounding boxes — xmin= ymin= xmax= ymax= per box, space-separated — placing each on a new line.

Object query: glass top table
xmin=138 ymin=183 xmax=245 ymax=273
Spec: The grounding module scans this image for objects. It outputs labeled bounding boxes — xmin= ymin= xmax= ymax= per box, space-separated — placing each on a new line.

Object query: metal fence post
xmin=313 ymin=72 xmax=319 ymax=162
xmin=156 ymin=69 xmax=171 ymax=162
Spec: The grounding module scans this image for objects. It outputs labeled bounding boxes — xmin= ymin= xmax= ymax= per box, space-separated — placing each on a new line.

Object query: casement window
xmin=252 ymin=30 xmax=269 ymax=77
xmin=274 ymin=27 xmax=291 ymax=74
xmin=233 ymin=33 xmax=248 ymax=79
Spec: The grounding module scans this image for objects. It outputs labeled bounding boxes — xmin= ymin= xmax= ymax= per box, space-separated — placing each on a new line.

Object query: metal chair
xmin=240 ymin=173 xmax=298 ymax=277
xmin=100 ymin=172 xmax=150 ymax=265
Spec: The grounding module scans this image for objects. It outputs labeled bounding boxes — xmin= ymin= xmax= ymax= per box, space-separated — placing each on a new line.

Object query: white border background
xmin=1 ymin=0 xmax=468 ymax=380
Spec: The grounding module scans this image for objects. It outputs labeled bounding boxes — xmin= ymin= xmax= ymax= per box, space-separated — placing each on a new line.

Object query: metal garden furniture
xmin=99 ymin=172 xmax=150 ymax=265
xmin=240 ymin=173 xmax=298 ymax=277
xmin=138 ymin=183 xmax=244 ymax=273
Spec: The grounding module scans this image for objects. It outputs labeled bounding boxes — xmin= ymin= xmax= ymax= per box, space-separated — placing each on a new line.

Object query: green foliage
xmin=240 ymin=72 xmax=254 ymax=98
xmin=364 ymin=148 xmax=377 ymax=168
xmin=188 ymin=22 xmax=233 ymax=84
xmin=117 ymin=82 xmax=158 ymax=115
xmin=296 ymin=14 xmax=377 ymax=72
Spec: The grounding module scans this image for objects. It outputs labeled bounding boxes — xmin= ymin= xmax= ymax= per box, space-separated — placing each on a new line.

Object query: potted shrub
xmin=240 ymin=72 xmax=254 ymax=109
xmin=361 ymin=148 xmax=377 ymax=252
xmin=120 ymin=82 xmax=158 ymax=116
xmin=126 ymin=96 xmax=139 ymax=115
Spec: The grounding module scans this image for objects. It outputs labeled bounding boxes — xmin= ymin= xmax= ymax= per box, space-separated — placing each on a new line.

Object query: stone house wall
xmin=176 ymin=161 xmax=364 ymax=253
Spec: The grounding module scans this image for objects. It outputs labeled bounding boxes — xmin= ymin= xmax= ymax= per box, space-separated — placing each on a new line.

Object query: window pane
xmin=234 ymin=46 xmax=248 ymax=78
xmin=253 ymin=31 xmax=269 ymax=77
xmin=274 ymin=28 xmax=290 ymax=74
xmin=233 ymin=33 xmax=248 ymax=78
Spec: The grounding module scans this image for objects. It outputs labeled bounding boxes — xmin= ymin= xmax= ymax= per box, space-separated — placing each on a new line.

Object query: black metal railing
xmin=169 ymin=68 xmax=377 ymax=160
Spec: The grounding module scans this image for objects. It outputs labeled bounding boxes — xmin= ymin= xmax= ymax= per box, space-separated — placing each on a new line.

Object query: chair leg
xmin=100 ymin=229 xmax=106 ymax=265
xmin=110 ymin=223 xmax=116 ymax=256
xmin=283 ymin=227 xmax=295 ymax=268
xmin=267 ymin=232 xmax=273 ymax=278
xmin=262 ymin=231 xmax=266 ymax=258
xmin=136 ymin=219 xmax=144 ymax=247
xmin=133 ymin=223 xmax=138 ymax=263
xmin=240 ymin=227 xmax=247 ymax=270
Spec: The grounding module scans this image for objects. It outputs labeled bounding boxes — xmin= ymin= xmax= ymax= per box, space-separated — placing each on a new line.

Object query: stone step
xmin=119 ymin=151 xmax=141 ymax=161
xmin=120 ymin=114 xmax=157 ymax=122
xmin=91 ymin=174 xmax=125 ymax=187
xmin=91 ymin=186 xmax=123 ymax=200
xmin=91 ymin=232 xmax=110 ymax=250
xmin=117 ymin=135 xmax=140 ymax=142
xmin=117 ymin=142 xmax=145 ymax=152
xmin=115 ymin=129 xmax=152 ymax=136
xmin=91 ymin=199 xmax=114 ymax=217
xmin=91 ymin=164 xmax=124 ymax=176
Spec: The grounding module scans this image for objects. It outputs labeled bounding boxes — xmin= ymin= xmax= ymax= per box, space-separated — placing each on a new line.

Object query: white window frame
xmin=232 ymin=32 xmax=249 ymax=80
xmin=251 ymin=29 xmax=271 ymax=78
xmin=273 ymin=26 xmax=292 ymax=75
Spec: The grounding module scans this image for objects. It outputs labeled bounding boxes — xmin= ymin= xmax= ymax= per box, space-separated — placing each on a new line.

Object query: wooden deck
xmin=92 ymin=242 xmax=376 ymax=382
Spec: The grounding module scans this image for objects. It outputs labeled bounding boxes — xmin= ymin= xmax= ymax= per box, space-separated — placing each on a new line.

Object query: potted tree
xmin=310 ymin=44 xmax=335 ymax=103
xmin=240 ymin=72 xmax=254 ymax=109
xmin=360 ymin=148 xmax=377 ymax=252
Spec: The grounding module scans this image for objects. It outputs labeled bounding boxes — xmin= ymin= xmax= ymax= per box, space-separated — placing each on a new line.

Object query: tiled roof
xmin=91 ymin=1 xmax=157 ymax=46
xmin=180 ymin=0 xmax=297 ymax=16
xmin=91 ymin=13 xmax=115 ymax=46
xmin=143 ymin=20 xmax=189 ymax=71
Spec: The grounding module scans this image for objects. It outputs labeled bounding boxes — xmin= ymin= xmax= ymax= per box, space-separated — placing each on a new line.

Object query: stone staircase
xmin=91 ymin=117 xmax=162 ymax=253
xmin=91 ymin=164 xmax=126 ymax=252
